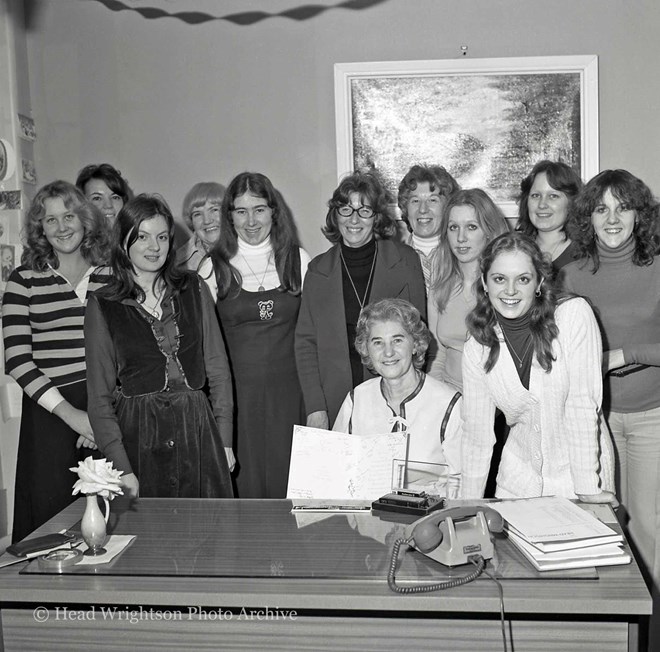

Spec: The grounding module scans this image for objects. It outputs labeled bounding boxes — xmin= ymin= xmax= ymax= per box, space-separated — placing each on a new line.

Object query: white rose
xmin=71 ymin=456 xmax=124 ymax=500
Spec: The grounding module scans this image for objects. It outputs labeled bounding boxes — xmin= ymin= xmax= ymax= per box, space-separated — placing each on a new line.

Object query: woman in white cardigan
xmin=460 ymin=232 xmax=615 ymax=502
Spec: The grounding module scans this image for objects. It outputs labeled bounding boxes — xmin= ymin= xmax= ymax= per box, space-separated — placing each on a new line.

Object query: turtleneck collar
xmin=340 ymin=237 xmax=376 ymax=262
xmin=237 ymin=235 xmax=272 ymax=255
xmin=596 ymin=236 xmax=635 ymax=263
xmin=497 ymin=310 xmax=532 ymax=334
xmin=411 ymin=233 xmax=440 ymax=255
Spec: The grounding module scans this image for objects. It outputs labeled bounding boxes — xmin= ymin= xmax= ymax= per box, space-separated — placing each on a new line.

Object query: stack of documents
xmin=491 ymin=497 xmax=631 ymax=571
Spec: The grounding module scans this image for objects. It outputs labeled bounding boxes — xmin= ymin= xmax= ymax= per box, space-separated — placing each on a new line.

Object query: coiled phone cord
xmin=386 ymin=537 xmax=486 ymax=594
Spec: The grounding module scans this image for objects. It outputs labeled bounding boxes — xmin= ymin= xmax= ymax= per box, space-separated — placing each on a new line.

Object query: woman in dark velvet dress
xmin=85 ymin=194 xmax=233 ymax=498
xmin=205 ymin=172 xmax=310 ymax=498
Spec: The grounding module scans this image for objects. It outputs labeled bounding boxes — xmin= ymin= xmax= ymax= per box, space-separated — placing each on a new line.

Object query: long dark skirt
xmin=116 ymin=388 xmax=233 ymax=498
xmin=12 ymin=381 xmax=91 ymax=543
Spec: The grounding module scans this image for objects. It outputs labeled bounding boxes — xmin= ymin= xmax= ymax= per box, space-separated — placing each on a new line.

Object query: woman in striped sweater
xmin=2 ymin=180 xmax=111 ymax=542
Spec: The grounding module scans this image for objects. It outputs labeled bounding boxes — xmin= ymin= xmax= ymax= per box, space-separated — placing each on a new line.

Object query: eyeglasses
xmin=336 ymin=205 xmax=375 ymax=219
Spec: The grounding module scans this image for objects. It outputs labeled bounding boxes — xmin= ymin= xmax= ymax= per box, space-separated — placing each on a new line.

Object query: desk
xmin=0 ymin=498 xmax=652 ymax=651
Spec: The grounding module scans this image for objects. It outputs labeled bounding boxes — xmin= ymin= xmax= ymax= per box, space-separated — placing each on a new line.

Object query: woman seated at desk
xmin=85 ymin=194 xmax=234 ymax=499
xmin=333 ymin=298 xmax=462 ymax=498
xmin=460 ymin=232 xmax=615 ymax=502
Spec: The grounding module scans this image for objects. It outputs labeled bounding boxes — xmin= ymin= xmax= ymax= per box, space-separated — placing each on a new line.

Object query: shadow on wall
xmin=21 ymin=0 xmax=390 ymax=28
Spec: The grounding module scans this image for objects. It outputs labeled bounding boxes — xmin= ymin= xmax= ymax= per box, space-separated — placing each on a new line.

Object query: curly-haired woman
xmin=295 ymin=171 xmax=426 ymax=430
xmin=460 ymin=232 xmax=614 ymax=501
xmin=333 ymin=298 xmax=462 ymax=497
xmin=562 ymin=169 xmax=660 ymax=598
xmin=2 ymin=180 xmax=111 ymax=542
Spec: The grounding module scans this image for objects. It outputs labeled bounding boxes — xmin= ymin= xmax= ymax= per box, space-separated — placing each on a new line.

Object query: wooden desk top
xmin=0 ymin=498 xmax=651 ymax=617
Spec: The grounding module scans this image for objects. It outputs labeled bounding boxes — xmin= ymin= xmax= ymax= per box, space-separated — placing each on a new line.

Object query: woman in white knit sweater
xmin=460 ymin=232 xmax=615 ymax=502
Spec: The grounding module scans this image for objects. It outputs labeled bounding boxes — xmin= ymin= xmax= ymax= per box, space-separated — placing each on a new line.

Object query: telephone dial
xmin=387 ymin=505 xmax=504 ymax=594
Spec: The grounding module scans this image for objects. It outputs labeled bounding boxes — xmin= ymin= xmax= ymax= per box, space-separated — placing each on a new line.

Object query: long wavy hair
xmin=100 ymin=194 xmax=189 ymax=302
xmin=430 ymin=189 xmax=509 ymax=312
xmin=22 ymin=180 xmax=110 ymax=272
xmin=210 ymin=172 xmax=302 ymax=300
xmin=566 ymin=169 xmax=660 ymax=272
xmin=322 ymin=170 xmax=396 ymax=244
xmin=467 ymin=232 xmax=569 ymax=373
xmin=354 ymin=298 xmax=430 ymax=373
xmin=516 ymin=160 xmax=583 ymax=238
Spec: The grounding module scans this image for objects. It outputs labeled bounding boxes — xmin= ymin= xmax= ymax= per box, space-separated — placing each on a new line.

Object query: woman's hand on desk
xmin=224 ymin=447 xmax=236 ymax=472
xmin=577 ymin=490 xmax=619 ymax=507
xmin=121 ymin=473 xmax=139 ymax=498
xmin=306 ymin=410 xmax=329 ymax=430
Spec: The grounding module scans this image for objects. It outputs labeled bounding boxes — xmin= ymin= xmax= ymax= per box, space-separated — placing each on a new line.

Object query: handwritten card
xmin=286 ymin=425 xmax=408 ymax=501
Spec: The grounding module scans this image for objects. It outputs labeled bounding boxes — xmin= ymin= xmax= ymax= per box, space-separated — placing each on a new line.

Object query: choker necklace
xmin=501 ymin=329 xmax=532 ymax=368
xmin=241 ymin=252 xmax=272 ymax=292
xmin=339 ymin=244 xmax=377 ymax=311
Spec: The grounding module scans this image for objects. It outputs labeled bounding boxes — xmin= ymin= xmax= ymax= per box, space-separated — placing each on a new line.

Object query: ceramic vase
xmin=81 ymin=494 xmax=109 ymax=556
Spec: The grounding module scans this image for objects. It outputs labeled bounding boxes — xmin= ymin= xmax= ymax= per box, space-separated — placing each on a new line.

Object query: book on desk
xmin=491 ymin=496 xmax=631 ymax=572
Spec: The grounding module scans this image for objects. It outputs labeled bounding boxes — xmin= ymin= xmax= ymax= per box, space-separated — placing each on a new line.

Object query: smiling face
xmin=42 ymin=197 xmax=85 ymax=258
xmin=191 ymin=200 xmax=222 ymax=250
xmin=591 ymin=187 xmax=636 ymax=250
xmin=485 ymin=249 xmax=540 ymax=319
xmin=84 ymin=178 xmax=124 ymax=223
xmin=366 ymin=319 xmax=417 ymax=382
xmin=232 ymin=192 xmax=273 ymax=246
xmin=407 ymin=181 xmax=445 ymax=239
xmin=128 ymin=215 xmax=170 ymax=280
xmin=447 ymin=204 xmax=489 ymax=266
xmin=337 ymin=191 xmax=375 ymax=248
xmin=527 ymin=172 xmax=570 ymax=234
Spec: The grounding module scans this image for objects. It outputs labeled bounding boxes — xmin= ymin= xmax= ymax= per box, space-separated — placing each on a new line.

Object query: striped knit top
xmin=2 ymin=265 xmax=112 ymax=412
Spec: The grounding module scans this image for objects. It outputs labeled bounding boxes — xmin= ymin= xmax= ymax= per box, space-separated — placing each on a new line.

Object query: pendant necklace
xmin=501 ymin=329 xmax=532 ymax=369
xmin=339 ymin=244 xmax=377 ymax=311
xmin=140 ymin=285 xmax=164 ymax=319
xmin=241 ymin=252 xmax=273 ymax=292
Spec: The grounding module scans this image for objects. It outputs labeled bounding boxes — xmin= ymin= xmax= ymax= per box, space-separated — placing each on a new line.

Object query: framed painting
xmin=334 ymin=55 xmax=599 ymax=217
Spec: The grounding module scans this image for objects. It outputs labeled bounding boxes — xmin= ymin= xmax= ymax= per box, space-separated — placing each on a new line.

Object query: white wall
xmin=22 ymin=0 xmax=660 ymax=257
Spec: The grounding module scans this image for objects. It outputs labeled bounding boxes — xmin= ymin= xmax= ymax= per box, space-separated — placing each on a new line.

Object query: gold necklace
xmin=339 ymin=243 xmax=377 ymax=310
xmin=501 ymin=328 xmax=532 ymax=368
xmin=241 ymin=252 xmax=273 ymax=292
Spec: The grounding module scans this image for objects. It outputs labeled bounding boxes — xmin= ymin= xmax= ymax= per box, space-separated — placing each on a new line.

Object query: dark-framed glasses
xmin=336 ymin=205 xmax=375 ymax=219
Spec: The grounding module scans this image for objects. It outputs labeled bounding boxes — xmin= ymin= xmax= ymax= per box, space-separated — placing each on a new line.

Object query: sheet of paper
xmin=286 ymin=425 xmax=408 ymax=501
xmin=491 ymin=496 xmax=617 ymax=542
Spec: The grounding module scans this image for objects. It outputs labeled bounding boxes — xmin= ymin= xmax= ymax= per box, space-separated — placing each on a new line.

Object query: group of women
xmin=2 ymin=161 xmax=659 ymax=607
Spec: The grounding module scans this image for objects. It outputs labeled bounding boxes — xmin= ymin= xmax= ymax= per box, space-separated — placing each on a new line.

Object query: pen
xmin=293 ymin=506 xmax=372 ymax=511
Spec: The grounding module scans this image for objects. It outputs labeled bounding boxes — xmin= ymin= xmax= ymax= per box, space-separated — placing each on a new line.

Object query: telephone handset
xmin=405 ymin=505 xmax=504 ymax=567
xmin=387 ymin=505 xmax=504 ymax=594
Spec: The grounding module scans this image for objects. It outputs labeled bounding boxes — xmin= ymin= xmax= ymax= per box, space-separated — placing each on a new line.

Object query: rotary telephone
xmin=387 ymin=505 xmax=505 ymax=593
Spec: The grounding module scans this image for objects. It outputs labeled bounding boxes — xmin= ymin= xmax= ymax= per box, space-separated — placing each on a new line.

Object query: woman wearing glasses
xmin=203 ymin=172 xmax=311 ymax=498
xmin=295 ymin=171 xmax=426 ymax=430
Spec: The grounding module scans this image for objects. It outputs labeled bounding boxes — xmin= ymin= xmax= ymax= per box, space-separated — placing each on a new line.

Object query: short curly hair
xmin=397 ymin=164 xmax=459 ymax=231
xmin=566 ymin=169 xmax=660 ymax=272
xmin=322 ymin=171 xmax=396 ymax=244
xmin=354 ymin=298 xmax=430 ymax=373
xmin=75 ymin=163 xmax=133 ymax=205
xmin=22 ymin=180 xmax=110 ymax=271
